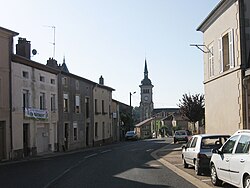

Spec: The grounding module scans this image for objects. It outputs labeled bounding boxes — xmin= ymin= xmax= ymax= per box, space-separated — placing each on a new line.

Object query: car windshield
xmin=126 ymin=131 xmax=135 ymax=135
xmin=201 ymin=136 xmax=229 ymax=149
xmin=175 ymin=131 xmax=186 ymax=135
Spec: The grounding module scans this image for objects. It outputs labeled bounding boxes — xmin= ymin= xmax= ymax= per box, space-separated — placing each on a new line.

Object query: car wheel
xmin=243 ymin=175 xmax=250 ymax=188
xmin=183 ymin=159 xmax=188 ymax=168
xmin=210 ymin=164 xmax=222 ymax=186
xmin=194 ymin=160 xmax=201 ymax=175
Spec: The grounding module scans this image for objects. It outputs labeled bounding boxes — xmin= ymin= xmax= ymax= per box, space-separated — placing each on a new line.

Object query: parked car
xmin=125 ymin=131 xmax=138 ymax=141
xmin=182 ymin=134 xmax=229 ymax=175
xmin=210 ymin=130 xmax=250 ymax=188
xmin=173 ymin=130 xmax=191 ymax=143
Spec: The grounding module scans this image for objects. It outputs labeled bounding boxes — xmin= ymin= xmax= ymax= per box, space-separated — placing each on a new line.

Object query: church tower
xmin=139 ymin=59 xmax=154 ymax=121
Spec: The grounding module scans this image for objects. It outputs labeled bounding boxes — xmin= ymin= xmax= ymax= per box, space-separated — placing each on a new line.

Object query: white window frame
xmin=63 ymin=93 xmax=69 ymax=112
xmin=219 ymin=29 xmax=234 ymax=73
xmin=75 ymin=95 xmax=80 ymax=113
xmin=208 ymin=45 xmax=214 ymax=77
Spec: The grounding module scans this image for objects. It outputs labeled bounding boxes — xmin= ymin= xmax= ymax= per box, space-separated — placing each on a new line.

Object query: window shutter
xmin=218 ymin=38 xmax=223 ymax=72
xmin=229 ymin=29 xmax=235 ymax=68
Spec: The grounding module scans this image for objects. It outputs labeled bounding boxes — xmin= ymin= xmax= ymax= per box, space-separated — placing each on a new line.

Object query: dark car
xmin=125 ymin=131 xmax=138 ymax=141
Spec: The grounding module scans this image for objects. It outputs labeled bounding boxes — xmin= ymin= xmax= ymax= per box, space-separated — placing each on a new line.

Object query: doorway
xmin=23 ymin=123 xmax=29 ymax=156
xmin=0 ymin=121 xmax=5 ymax=160
xmin=86 ymin=125 xmax=89 ymax=146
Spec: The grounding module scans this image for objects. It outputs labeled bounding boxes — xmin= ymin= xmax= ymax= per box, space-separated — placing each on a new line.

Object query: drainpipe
xmin=243 ymin=76 xmax=250 ymax=129
xmin=9 ymin=37 xmax=13 ymax=159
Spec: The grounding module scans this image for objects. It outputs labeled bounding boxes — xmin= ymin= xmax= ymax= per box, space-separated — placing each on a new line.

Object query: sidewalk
xmin=151 ymin=142 xmax=214 ymax=188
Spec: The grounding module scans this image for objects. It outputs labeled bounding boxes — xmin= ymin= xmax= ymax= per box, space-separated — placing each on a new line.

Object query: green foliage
xmin=178 ymin=93 xmax=205 ymax=124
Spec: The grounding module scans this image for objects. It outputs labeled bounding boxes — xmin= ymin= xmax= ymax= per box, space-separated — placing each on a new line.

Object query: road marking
xmin=146 ymin=149 xmax=154 ymax=152
xmin=85 ymin=153 xmax=97 ymax=159
xmin=100 ymin=149 xmax=111 ymax=154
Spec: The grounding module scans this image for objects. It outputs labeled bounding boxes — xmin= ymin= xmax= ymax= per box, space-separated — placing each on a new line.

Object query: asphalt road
xmin=0 ymin=138 xmax=197 ymax=188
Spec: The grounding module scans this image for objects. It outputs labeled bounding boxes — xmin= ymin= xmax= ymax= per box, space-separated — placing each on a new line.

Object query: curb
xmin=151 ymin=146 xmax=212 ymax=188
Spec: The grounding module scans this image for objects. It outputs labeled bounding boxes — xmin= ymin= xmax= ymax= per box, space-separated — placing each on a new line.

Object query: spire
xmin=144 ymin=59 xmax=148 ymax=78
xmin=60 ymin=56 xmax=69 ymax=73
xmin=141 ymin=59 xmax=152 ymax=85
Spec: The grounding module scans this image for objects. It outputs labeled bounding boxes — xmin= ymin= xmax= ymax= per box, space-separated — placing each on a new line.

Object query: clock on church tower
xmin=139 ymin=59 xmax=154 ymax=121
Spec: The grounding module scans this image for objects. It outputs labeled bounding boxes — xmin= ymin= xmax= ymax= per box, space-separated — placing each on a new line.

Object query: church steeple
xmin=141 ymin=59 xmax=152 ymax=86
xmin=139 ymin=59 xmax=154 ymax=121
xmin=144 ymin=59 xmax=148 ymax=78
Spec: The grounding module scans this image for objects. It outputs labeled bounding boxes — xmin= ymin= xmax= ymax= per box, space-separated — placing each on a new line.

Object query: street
xmin=0 ymin=138 xmax=197 ymax=188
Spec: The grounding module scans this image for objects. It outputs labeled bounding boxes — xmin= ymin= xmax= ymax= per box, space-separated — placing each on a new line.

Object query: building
xmin=197 ymin=0 xmax=250 ymax=134
xmin=135 ymin=118 xmax=153 ymax=139
xmin=139 ymin=60 xmax=154 ymax=121
xmin=47 ymin=58 xmax=96 ymax=151
xmin=93 ymin=76 xmax=115 ymax=146
xmin=11 ymin=38 xmax=59 ymax=159
xmin=0 ymin=26 xmax=18 ymax=161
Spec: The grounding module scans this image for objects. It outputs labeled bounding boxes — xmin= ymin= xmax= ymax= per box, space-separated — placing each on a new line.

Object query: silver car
xmin=182 ymin=134 xmax=229 ymax=175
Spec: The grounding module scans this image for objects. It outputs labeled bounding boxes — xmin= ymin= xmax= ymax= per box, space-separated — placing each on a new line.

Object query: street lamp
xmin=129 ymin=91 xmax=136 ymax=107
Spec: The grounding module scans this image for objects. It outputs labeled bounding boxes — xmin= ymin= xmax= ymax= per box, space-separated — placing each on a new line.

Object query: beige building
xmin=0 ymin=27 xmax=18 ymax=160
xmin=93 ymin=76 xmax=114 ymax=146
xmin=11 ymin=38 xmax=59 ymax=159
xmin=197 ymin=0 xmax=250 ymax=134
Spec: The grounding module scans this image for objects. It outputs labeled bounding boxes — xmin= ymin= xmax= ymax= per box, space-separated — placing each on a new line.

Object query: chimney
xmin=99 ymin=76 xmax=104 ymax=85
xmin=16 ymin=38 xmax=31 ymax=59
xmin=46 ymin=58 xmax=59 ymax=69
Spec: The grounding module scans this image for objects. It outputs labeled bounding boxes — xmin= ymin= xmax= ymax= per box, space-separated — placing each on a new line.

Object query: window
xmin=51 ymin=79 xmax=55 ymax=85
xmin=95 ymin=99 xmax=98 ymax=114
xmin=191 ymin=137 xmax=198 ymax=148
xmin=75 ymin=95 xmax=80 ymax=113
xmin=76 ymin=80 xmax=79 ymax=90
xmin=51 ymin=94 xmax=56 ymax=112
xmin=85 ymin=97 xmax=90 ymax=118
xmin=23 ymin=90 xmax=30 ymax=109
xmin=102 ymin=100 xmax=105 ymax=114
xmin=95 ymin=122 xmax=98 ymax=137
xmin=62 ymin=77 xmax=68 ymax=86
xmin=73 ymin=122 xmax=78 ymax=141
xmin=208 ymin=46 xmax=214 ymax=77
xmin=63 ymin=93 xmax=69 ymax=112
xmin=222 ymin=135 xmax=239 ymax=154
xmin=143 ymin=89 xmax=149 ymax=94
xmin=40 ymin=92 xmax=46 ymax=110
xmin=40 ymin=75 xmax=45 ymax=82
xmin=235 ymin=135 xmax=250 ymax=154
xmin=219 ymin=29 xmax=234 ymax=72
xmin=22 ymin=71 xmax=29 ymax=79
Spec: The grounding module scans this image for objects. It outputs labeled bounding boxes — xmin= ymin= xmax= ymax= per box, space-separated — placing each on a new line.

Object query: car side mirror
xmin=212 ymin=148 xmax=223 ymax=155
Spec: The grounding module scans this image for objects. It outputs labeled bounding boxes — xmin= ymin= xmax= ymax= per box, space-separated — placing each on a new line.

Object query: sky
xmin=1 ymin=0 xmax=220 ymax=108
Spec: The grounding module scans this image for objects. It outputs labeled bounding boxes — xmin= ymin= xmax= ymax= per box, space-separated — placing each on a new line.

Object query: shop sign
xmin=25 ymin=108 xmax=48 ymax=120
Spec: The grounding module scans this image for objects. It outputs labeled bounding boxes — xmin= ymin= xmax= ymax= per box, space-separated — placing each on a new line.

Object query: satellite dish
xmin=32 ymin=49 xmax=37 ymax=56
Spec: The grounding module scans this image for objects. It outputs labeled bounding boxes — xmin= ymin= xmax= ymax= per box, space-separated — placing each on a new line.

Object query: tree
xmin=178 ymin=93 xmax=205 ymax=133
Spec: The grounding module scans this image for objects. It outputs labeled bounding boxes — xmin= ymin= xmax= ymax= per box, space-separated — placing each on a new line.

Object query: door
xmin=229 ymin=135 xmax=250 ymax=186
xmin=0 ymin=122 xmax=5 ymax=160
xmin=185 ymin=137 xmax=198 ymax=165
xmin=216 ymin=135 xmax=239 ymax=182
xmin=23 ymin=124 xmax=29 ymax=156
xmin=86 ymin=126 xmax=89 ymax=146
xmin=64 ymin=123 xmax=69 ymax=151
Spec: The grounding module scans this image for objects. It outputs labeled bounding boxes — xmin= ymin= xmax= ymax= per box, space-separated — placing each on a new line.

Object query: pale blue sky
xmin=1 ymin=0 xmax=220 ymax=108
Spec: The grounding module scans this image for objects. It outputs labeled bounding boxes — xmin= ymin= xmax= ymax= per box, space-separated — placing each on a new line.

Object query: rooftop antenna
xmin=43 ymin=25 xmax=56 ymax=58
